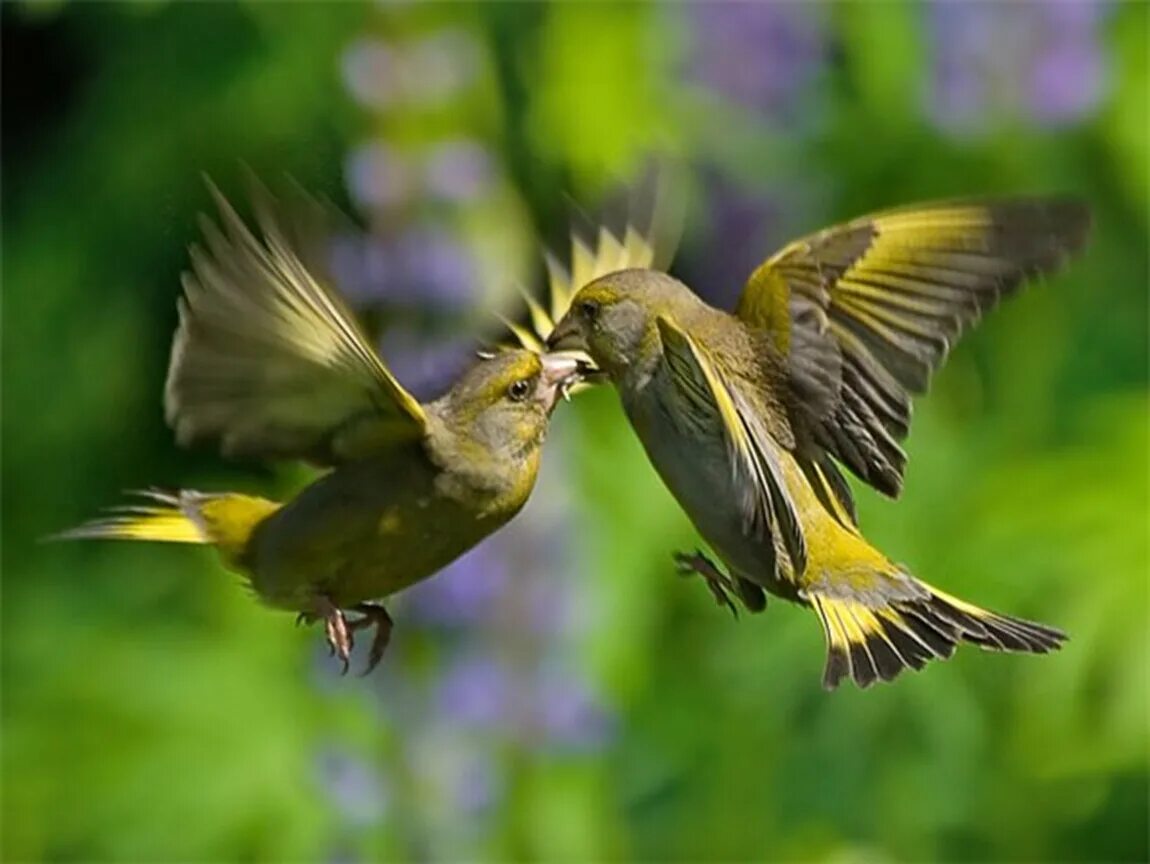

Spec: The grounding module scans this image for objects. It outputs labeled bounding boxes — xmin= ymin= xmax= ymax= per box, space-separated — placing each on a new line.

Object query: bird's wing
xmin=166 ymin=181 xmax=427 ymax=465
xmin=502 ymin=174 xmax=682 ymax=355
xmin=735 ymin=199 xmax=1090 ymax=496
xmin=656 ymin=316 xmax=807 ymax=575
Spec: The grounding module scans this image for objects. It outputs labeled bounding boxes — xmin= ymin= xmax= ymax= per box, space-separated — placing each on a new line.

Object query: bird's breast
xmin=623 ymin=373 xmax=771 ymax=580
xmin=243 ymin=453 xmax=517 ymax=610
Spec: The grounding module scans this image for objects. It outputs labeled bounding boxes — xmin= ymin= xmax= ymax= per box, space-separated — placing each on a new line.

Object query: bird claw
xmin=303 ymin=599 xmax=394 ymax=676
xmin=674 ymin=550 xmax=739 ymax=619
xmin=347 ymin=603 xmax=393 ymax=676
xmin=318 ymin=603 xmax=353 ymax=674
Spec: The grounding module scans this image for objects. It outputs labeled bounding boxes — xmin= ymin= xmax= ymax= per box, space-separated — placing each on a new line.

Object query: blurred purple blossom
xmin=533 ymin=662 xmax=615 ymax=751
xmin=404 ymin=540 xmax=511 ymax=626
xmin=435 ymin=653 xmax=515 ymax=731
xmin=685 ymin=1 xmax=827 ymax=121
xmin=927 ymin=0 xmax=1108 ymax=135
xmin=694 ymin=169 xmax=782 ymax=310
xmin=341 ymin=30 xmax=480 ymax=110
xmin=341 ymin=37 xmax=398 ymax=109
xmin=425 ymin=140 xmax=495 ymax=203
xmin=1027 ymin=1 xmax=1108 ymax=124
xmin=317 ymin=747 xmax=390 ymax=827
xmin=406 ymin=31 xmax=481 ymax=103
xmin=378 ymin=331 xmax=477 ymax=401
xmin=393 ymin=225 xmax=479 ymax=303
xmin=329 ymin=226 xmax=478 ymax=309
xmin=346 ymin=141 xmax=413 ymax=211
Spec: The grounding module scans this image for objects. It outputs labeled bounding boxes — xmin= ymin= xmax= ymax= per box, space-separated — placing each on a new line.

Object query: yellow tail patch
xmin=810 ymin=577 xmax=1066 ymax=690
xmin=54 ymin=489 xmax=279 ymax=564
xmin=54 ymin=490 xmax=208 ymax=544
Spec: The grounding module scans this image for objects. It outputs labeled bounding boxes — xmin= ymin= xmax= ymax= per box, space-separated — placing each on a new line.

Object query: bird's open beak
xmin=537 ymin=352 xmax=582 ymax=413
xmin=545 ymin=315 xmax=585 ymax=353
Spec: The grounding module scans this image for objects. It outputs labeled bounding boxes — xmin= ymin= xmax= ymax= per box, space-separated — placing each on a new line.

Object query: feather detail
xmin=736 ymin=198 xmax=1091 ymax=497
xmin=166 ymin=179 xmax=426 ymax=464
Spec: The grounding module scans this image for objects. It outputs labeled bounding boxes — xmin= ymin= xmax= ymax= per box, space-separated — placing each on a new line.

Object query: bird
xmin=54 ymin=181 xmax=626 ymax=675
xmin=547 ymin=197 xmax=1091 ymax=689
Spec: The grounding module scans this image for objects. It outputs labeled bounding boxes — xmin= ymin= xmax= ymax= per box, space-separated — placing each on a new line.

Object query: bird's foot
xmin=298 ymin=598 xmax=356 ymax=674
xmin=346 ymin=602 xmax=394 ymax=676
xmin=674 ymin=549 xmax=738 ymax=619
xmin=299 ymin=600 xmax=394 ymax=675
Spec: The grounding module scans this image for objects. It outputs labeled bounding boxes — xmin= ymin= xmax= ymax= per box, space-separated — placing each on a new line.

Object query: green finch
xmin=548 ymin=198 xmax=1091 ymax=689
xmin=56 ymin=182 xmax=617 ymax=674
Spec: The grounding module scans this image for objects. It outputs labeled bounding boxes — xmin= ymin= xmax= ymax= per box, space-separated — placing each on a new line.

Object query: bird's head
xmin=546 ymin=268 xmax=699 ymax=380
xmin=430 ymin=349 xmax=581 ymax=464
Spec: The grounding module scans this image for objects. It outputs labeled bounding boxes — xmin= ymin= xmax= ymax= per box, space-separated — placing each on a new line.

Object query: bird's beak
xmin=537 ymin=352 xmax=582 ymax=413
xmin=545 ymin=315 xmax=585 ymax=353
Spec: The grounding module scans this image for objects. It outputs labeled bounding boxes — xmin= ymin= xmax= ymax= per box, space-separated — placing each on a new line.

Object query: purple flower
xmin=403 ymin=540 xmax=511 ymax=626
xmin=316 ymin=746 xmax=389 ymax=827
xmin=377 ymin=330 xmax=478 ymax=401
xmin=532 ymin=662 xmax=615 ymax=751
xmin=391 ymin=225 xmax=479 ymax=306
xmin=346 ymin=141 xmax=413 ymax=211
xmin=686 ymin=1 xmax=827 ymax=121
xmin=424 ymin=140 xmax=495 ymax=203
xmin=329 ymin=232 xmax=394 ymax=306
xmin=1027 ymin=1 xmax=1108 ymax=124
xmin=926 ymin=0 xmax=1108 ymax=135
xmin=405 ymin=30 xmax=481 ymax=104
xmin=693 ymin=169 xmax=781 ymax=310
xmin=435 ymin=652 xmax=515 ymax=731
xmin=328 ymin=226 xmax=478 ymax=312
xmin=341 ymin=37 xmax=398 ymax=110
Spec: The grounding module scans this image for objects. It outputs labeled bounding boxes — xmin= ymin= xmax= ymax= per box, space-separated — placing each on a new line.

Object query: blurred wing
xmin=502 ymin=173 xmax=682 ymax=353
xmin=166 ymin=181 xmax=427 ymax=464
xmin=656 ymin=317 xmax=807 ymax=575
xmin=736 ymin=199 xmax=1091 ymax=496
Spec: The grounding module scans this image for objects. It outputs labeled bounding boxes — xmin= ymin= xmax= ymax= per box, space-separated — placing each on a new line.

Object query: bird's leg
xmin=300 ymin=597 xmax=355 ymax=674
xmin=346 ymin=602 xmax=394 ymax=676
xmin=674 ymin=549 xmax=738 ymax=619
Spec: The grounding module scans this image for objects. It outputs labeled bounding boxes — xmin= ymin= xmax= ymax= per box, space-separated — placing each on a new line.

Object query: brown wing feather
xmin=737 ymin=199 xmax=1091 ymax=496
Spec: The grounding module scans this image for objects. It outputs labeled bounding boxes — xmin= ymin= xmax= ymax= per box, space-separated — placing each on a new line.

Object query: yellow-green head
xmin=429 ymin=349 xmax=580 ymax=463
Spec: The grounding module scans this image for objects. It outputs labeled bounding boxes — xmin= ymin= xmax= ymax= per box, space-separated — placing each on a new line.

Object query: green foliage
xmin=3 ymin=2 xmax=1146 ymax=862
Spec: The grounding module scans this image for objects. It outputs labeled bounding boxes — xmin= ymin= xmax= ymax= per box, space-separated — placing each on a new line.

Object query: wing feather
xmin=165 ymin=180 xmax=426 ymax=464
xmin=736 ymin=198 xmax=1090 ymax=496
xmin=656 ymin=317 xmax=807 ymax=575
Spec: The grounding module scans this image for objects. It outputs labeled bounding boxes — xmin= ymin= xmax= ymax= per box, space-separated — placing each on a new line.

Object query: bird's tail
xmin=806 ymin=562 xmax=1066 ymax=690
xmin=53 ymin=488 xmax=279 ymax=565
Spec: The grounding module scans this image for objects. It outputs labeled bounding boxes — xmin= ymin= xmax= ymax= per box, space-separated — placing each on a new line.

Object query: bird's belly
xmin=244 ymin=464 xmax=501 ymax=611
xmin=626 ymin=394 xmax=774 ymax=582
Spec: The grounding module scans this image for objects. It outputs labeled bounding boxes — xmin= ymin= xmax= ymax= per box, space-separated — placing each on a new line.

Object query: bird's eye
xmin=578 ymin=300 xmax=600 ymax=321
xmin=508 ymin=378 xmax=532 ymax=402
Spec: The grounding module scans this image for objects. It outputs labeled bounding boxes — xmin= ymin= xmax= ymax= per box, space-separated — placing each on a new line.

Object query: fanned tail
xmin=53 ymin=489 xmax=208 ymax=544
xmin=52 ymin=489 xmax=279 ymax=564
xmin=808 ymin=569 xmax=1066 ymax=690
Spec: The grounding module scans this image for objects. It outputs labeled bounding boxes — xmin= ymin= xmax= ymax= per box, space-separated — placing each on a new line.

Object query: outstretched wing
xmin=656 ymin=316 xmax=807 ymax=576
xmin=166 ymin=180 xmax=427 ymax=464
xmin=736 ymin=199 xmax=1090 ymax=496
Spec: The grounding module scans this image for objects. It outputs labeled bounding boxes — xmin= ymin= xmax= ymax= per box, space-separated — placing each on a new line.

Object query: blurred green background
xmin=3 ymin=2 xmax=1147 ymax=862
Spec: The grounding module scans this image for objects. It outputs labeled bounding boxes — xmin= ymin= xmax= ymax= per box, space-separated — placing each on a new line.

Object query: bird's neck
xmin=424 ymin=418 xmax=541 ymax=517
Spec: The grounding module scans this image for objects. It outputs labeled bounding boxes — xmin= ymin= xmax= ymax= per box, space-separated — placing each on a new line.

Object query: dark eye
xmin=508 ymin=378 xmax=531 ymax=402
xmin=578 ymin=300 xmax=600 ymax=321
